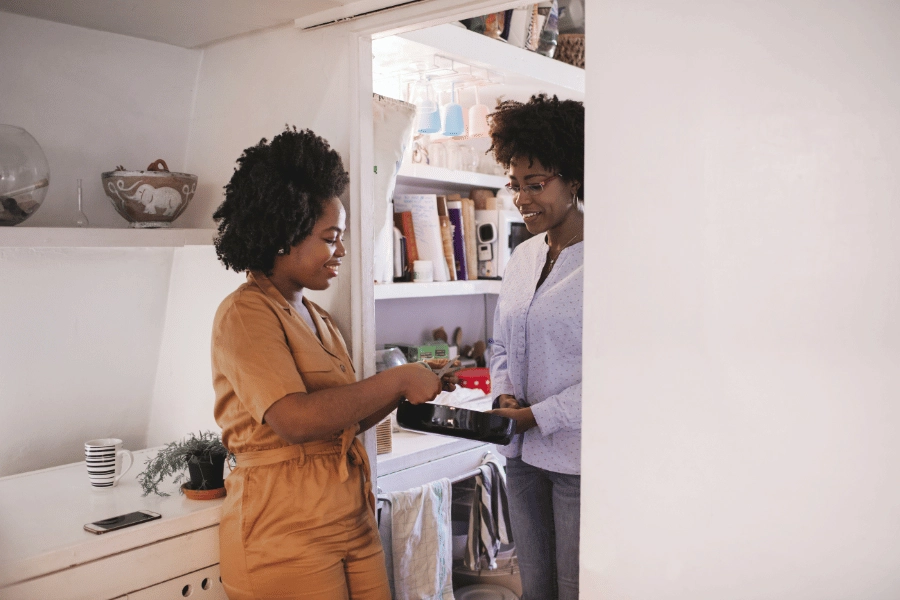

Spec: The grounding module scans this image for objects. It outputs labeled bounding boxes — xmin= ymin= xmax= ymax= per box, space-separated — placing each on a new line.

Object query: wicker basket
xmin=555 ymin=33 xmax=585 ymax=68
xmin=375 ymin=418 xmax=392 ymax=455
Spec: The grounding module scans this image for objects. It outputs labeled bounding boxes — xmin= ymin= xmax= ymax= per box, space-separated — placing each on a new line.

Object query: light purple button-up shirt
xmin=490 ymin=234 xmax=583 ymax=475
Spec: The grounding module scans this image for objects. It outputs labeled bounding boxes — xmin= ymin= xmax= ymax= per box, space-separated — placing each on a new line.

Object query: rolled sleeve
xmin=530 ymin=382 xmax=582 ymax=436
xmin=489 ymin=342 xmax=515 ymax=406
xmin=213 ymin=293 xmax=307 ymax=424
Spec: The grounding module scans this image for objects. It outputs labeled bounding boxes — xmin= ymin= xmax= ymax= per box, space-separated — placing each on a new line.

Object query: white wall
xmin=146 ymin=25 xmax=360 ymax=444
xmin=0 ymin=247 xmax=173 ymax=475
xmin=183 ymin=23 xmax=355 ymax=332
xmin=374 ymin=295 xmax=490 ymax=349
xmin=0 ymin=15 xmax=359 ymax=475
xmin=0 ymin=13 xmax=204 ymax=475
xmin=145 ymin=246 xmax=244 ymax=446
xmin=0 ymin=11 xmax=200 ymax=228
xmin=582 ymin=1 xmax=900 ymax=598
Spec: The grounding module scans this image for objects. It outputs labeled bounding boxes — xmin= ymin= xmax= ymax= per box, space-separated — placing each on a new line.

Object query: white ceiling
xmin=0 ymin=0 xmax=404 ymax=48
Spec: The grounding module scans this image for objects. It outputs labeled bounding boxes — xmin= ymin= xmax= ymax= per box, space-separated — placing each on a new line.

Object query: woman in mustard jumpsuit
xmin=210 ymin=127 xmax=443 ymax=599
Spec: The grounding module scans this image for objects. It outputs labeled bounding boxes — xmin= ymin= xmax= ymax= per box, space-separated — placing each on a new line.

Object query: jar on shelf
xmin=0 ymin=125 xmax=50 ymax=226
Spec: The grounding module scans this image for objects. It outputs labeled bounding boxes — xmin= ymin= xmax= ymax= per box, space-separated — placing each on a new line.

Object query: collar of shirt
xmin=246 ymin=271 xmax=346 ymax=364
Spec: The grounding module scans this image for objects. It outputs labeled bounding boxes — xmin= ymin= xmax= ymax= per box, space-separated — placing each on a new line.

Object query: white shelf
xmin=375 ymin=23 xmax=584 ymax=101
xmin=396 ymin=164 xmax=507 ymax=189
xmin=374 ymin=279 xmax=501 ymax=300
xmin=0 ymin=227 xmax=216 ymax=248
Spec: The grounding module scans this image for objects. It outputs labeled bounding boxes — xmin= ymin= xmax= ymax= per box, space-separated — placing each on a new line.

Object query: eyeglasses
xmin=505 ymin=174 xmax=560 ymax=196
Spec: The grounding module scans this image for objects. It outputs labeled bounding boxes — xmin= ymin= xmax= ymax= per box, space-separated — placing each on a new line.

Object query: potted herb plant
xmin=138 ymin=430 xmax=233 ymax=498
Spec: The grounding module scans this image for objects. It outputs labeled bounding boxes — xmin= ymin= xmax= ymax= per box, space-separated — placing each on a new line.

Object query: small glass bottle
xmin=536 ymin=1 xmax=560 ymax=58
xmin=74 ymin=179 xmax=89 ymax=227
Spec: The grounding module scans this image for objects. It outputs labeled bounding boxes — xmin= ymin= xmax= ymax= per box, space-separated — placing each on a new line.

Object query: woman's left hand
xmin=488 ymin=406 xmax=537 ymax=434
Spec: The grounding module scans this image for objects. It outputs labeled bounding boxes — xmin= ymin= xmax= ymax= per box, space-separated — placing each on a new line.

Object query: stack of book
xmin=393 ymin=192 xmax=491 ymax=282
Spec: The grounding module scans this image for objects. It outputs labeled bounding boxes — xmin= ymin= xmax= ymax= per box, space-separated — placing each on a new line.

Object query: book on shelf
xmin=446 ymin=199 xmax=468 ymax=280
xmin=393 ymin=194 xmax=451 ymax=282
xmin=435 ymin=196 xmax=457 ymax=281
xmin=392 ymin=210 xmax=418 ymax=279
xmin=461 ymin=197 xmax=479 ymax=281
xmin=393 ymin=226 xmax=410 ymax=282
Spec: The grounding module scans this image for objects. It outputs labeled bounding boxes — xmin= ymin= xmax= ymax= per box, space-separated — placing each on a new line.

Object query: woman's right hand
xmin=397 ymin=363 xmax=442 ymax=405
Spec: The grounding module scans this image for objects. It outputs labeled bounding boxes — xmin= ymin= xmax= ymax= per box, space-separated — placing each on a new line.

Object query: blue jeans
xmin=505 ymin=457 xmax=581 ymax=600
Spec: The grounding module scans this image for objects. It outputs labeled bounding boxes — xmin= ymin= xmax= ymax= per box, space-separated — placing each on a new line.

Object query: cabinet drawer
xmin=125 ymin=563 xmax=227 ymax=600
xmin=2 ymin=526 xmax=219 ymax=600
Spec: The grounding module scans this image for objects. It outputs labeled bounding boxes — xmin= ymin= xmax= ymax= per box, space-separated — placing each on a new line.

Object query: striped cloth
xmin=465 ymin=454 xmax=514 ymax=570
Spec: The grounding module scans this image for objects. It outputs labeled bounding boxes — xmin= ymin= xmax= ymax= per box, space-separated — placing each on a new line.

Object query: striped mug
xmin=84 ymin=438 xmax=134 ymax=488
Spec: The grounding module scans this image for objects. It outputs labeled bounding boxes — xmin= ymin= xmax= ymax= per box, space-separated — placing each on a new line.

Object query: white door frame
xmin=315 ymin=0 xmax=523 ymax=474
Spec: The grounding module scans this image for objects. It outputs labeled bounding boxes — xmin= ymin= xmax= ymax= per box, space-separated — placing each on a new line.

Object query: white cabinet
xmin=374 ymin=163 xmax=504 ymax=354
xmin=3 ymin=527 xmax=223 ymax=600
xmin=369 ymin=24 xmax=585 ymax=490
xmin=373 ymin=162 xmax=505 ymax=489
xmin=0 ymin=449 xmax=225 ymax=600
xmin=125 ymin=564 xmax=228 ymax=600
xmin=377 ymin=432 xmax=500 ymax=494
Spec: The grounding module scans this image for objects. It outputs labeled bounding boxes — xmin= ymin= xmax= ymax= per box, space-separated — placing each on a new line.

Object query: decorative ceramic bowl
xmin=102 ymin=159 xmax=196 ymax=228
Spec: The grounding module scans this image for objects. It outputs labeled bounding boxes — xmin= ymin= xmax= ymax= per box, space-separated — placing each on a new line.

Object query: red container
xmin=456 ymin=367 xmax=491 ymax=394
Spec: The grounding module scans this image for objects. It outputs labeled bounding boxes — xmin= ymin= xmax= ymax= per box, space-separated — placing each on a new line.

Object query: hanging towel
xmin=465 ymin=454 xmax=514 ymax=570
xmin=378 ymin=478 xmax=455 ymax=600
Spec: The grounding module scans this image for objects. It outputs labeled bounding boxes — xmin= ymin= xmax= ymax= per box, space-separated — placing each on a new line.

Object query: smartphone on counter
xmin=84 ymin=510 xmax=161 ymax=534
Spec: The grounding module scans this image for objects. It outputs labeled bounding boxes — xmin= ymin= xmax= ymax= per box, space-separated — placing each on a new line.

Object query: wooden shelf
xmin=374 ymin=279 xmax=501 ymax=300
xmin=396 ymin=164 xmax=506 ymax=188
xmin=0 ymin=227 xmax=216 ymax=248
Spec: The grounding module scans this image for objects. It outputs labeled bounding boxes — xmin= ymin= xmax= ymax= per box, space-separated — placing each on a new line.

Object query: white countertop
xmin=377 ymin=429 xmax=490 ymax=477
xmin=1 ymin=417 xmax=495 ymax=588
xmin=0 ymin=448 xmax=223 ymax=588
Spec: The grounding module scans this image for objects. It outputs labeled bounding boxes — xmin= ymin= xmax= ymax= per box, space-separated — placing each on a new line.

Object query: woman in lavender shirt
xmin=487 ymin=94 xmax=584 ymax=600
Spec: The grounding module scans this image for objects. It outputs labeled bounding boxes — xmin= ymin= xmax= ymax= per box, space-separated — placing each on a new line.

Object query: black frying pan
xmin=396 ymin=400 xmax=516 ymax=445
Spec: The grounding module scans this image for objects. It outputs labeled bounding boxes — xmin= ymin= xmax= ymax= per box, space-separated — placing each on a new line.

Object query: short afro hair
xmin=213 ymin=126 xmax=349 ymax=274
xmin=488 ymin=94 xmax=584 ymax=200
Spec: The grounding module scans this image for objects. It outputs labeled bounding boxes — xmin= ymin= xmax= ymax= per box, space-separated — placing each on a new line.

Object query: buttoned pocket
xmin=291 ymin=351 xmax=334 ymax=374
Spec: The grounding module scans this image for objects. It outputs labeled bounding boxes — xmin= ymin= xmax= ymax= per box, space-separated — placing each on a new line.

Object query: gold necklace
xmin=547 ymin=232 xmax=582 ymax=268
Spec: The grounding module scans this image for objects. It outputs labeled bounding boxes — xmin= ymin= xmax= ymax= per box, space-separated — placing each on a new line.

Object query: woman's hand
xmin=488 ymin=405 xmax=537 ymax=434
xmin=423 ymin=358 xmax=460 ymax=392
xmin=398 ymin=363 xmax=442 ymax=404
xmin=495 ymin=394 xmax=521 ymax=409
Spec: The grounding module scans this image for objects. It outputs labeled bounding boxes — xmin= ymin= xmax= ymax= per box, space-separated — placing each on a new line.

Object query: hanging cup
xmin=442 ymin=83 xmax=465 ymax=137
xmin=467 ymin=87 xmax=490 ymax=138
xmin=412 ymin=77 xmax=441 ymax=134
xmin=418 ymin=109 xmax=441 ymax=135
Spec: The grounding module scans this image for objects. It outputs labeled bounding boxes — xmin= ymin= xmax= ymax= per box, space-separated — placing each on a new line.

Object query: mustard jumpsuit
xmin=212 ymin=272 xmax=390 ymax=600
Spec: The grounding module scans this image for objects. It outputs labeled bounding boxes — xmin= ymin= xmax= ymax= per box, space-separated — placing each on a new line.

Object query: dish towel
xmin=378 ymin=478 xmax=454 ymax=600
xmin=465 ymin=454 xmax=514 ymax=570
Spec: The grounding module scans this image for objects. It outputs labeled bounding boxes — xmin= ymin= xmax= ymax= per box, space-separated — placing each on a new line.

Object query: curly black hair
xmin=488 ymin=94 xmax=585 ymax=200
xmin=213 ymin=126 xmax=349 ymax=274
